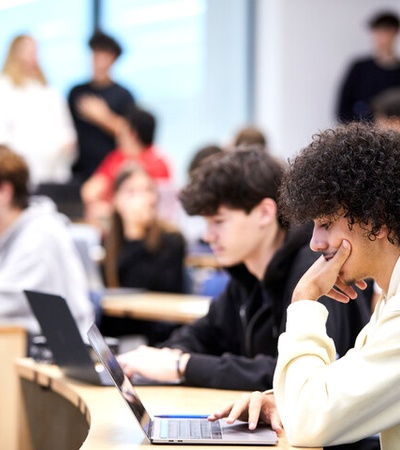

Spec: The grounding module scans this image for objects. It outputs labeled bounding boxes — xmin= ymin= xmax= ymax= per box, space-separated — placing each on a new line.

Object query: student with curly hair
xmin=210 ymin=123 xmax=400 ymax=450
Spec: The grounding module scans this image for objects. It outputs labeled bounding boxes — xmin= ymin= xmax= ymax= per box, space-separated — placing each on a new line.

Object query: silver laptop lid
xmin=87 ymin=322 xmax=152 ymax=439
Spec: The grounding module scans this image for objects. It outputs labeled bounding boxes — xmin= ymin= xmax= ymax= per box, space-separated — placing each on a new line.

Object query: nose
xmin=310 ymin=227 xmax=328 ymax=253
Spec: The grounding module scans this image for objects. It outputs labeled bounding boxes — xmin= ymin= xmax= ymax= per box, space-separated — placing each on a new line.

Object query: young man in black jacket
xmin=68 ymin=31 xmax=135 ymax=182
xmin=117 ymin=147 xmax=372 ymax=391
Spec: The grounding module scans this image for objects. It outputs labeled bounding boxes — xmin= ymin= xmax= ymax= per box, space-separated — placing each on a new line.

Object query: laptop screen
xmin=87 ymin=323 xmax=152 ymax=435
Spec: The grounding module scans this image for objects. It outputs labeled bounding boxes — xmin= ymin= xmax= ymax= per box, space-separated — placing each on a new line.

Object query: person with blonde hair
xmin=0 ymin=34 xmax=76 ymax=185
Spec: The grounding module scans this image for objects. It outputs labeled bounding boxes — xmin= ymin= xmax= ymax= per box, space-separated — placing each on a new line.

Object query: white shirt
xmin=0 ymin=76 xmax=76 ymax=185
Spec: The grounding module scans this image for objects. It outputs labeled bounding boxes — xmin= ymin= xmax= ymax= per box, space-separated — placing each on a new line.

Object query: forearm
xmin=76 ymin=94 xmax=125 ymax=137
xmin=90 ymin=109 xmax=124 ymax=136
xmin=161 ymin=325 xmax=278 ymax=390
xmin=184 ymin=352 xmax=277 ymax=390
xmin=81 ymin=175 xmax=108 ymax=204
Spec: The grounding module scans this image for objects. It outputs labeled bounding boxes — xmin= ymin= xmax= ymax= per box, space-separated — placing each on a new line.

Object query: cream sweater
xmin=274 ymin=257 xmax=400 ymax=450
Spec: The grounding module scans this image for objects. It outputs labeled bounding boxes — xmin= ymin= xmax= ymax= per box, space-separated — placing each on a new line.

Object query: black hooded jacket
xmin=162 ymin=223 xmax=372 ymax=390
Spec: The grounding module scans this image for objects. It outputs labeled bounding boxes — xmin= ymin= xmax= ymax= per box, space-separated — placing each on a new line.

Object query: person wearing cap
xmin=336 ymin=11 xmax=400 ymax=123
xmin=68 ymin=31 xmax=136 ymax=183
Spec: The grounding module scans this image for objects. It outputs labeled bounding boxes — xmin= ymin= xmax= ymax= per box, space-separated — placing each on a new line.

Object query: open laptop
xmin=24 ymin=290 xmax=114 ymax=386
xmin=24 ymin=290 xmax=177 ymax=387
xmin=87 ymin=322 xmax=278 ymax=445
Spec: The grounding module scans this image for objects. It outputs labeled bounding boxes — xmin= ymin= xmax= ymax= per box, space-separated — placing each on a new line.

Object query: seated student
xmin=81 ymin=107 xmax=171 ymax=229
xmin=371 ymin=86 xmax=400 ymax=132
xmin=231 ymin=125 xmax=267 ymax=151
xmin=181 ymin=143 xmax=224 ymax=250
xmin=187 ymin=144 xmax=224 ymax=176
xmin=116 ymin=147 xmax=373 ymax=391
xmin=179 ymin=144 xmax=228 ymax=297
xmin=100 ymin=164 xmax=186 ymax=344
xmin=0 ymin=145 xmax=94 ymax=343
xmin=209 ymin=124 xmax=390 ymax=450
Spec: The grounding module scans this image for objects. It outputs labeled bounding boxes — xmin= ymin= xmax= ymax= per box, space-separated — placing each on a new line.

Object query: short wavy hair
xmin=279 ymin=123 xmax=400 ymax=245
xmin=0 ymin=145 xmax=29 ymax=209
xmin=89 ymin=31 xmax=122 ymax=58
xmin=180 ymin=147 xmax=285 ymax=224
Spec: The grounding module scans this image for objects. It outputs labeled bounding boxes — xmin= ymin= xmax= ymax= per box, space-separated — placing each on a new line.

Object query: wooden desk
xmin=185 ymin=253 xmax=220 ymax=269
xmin=16 ymin=358 xmax=321 ymax=450
xmin=102 ymin=292 xmax=211 ymax=324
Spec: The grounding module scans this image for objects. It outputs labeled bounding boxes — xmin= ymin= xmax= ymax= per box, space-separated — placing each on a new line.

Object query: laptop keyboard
xmin=160 ymin=419 xmax=223 ymax=440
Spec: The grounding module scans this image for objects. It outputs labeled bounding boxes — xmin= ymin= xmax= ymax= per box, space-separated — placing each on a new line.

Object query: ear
xmin=257 ymin=198 xmax=278 ymax=227
xmin=0 ymin=181 xmax=14 ymax=206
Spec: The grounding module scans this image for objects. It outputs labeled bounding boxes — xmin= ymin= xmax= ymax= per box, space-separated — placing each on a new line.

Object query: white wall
xmin=254 ymin=0 xmax=400 ymax=160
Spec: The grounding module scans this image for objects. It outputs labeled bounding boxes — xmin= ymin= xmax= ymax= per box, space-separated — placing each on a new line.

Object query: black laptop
xmin=24 ymin=290 xmax=176 ymax=387
xmin=24 ymin=290 xmax=113 ymax=386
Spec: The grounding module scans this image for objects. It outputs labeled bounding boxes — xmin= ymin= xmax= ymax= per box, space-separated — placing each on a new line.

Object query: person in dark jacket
xmin=117 ymin=147 xmax=372 ymax=391
xmin=68 ymin=31 xmax=136 ymax=182
xmin=336 ymin=11 xmax=400 ymax=123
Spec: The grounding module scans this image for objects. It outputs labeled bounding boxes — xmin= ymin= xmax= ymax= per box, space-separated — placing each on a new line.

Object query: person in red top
xmin=81 ymin=107 xmax=171 ymax=229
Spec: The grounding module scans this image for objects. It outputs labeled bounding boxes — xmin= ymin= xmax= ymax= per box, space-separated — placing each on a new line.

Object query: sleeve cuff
xmin=286 ymin=300 xmax=329 ymax=335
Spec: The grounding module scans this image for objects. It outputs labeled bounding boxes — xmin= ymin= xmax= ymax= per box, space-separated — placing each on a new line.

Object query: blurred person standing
xmin=68 ymin=31 xmax=136 ymax=183
xmin=336 ymin=11 xmax=400 ymax=123
xmin=0 ymin=34 xmax=77 ymax=186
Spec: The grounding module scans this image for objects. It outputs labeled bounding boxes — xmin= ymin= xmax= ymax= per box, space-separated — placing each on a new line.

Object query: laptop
xmin=24 ymin=290 xmax=178 ymax=387
xmin=24 ymin=290 xmax=114 ymax=386
xmin=87 ymin=322 xmax=278 ymax=445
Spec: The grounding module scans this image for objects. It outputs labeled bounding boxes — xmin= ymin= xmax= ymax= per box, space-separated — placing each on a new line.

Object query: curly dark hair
xmin=279 ymin=123 xmax=400 ymax=245
xmin=180 ymin=147 xmax=286 ymax=223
